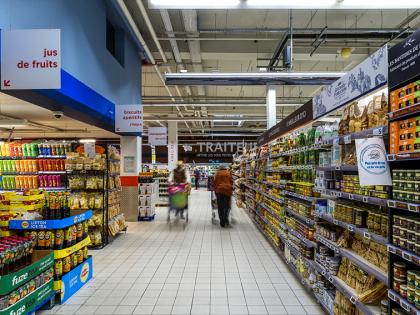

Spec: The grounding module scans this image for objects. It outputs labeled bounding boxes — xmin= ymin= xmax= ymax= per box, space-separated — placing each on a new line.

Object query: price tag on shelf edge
xmin=401 ymin=301 xmax=410 ymax=312
xmin=402 ymin=251 xmax=411 ymax=260
xmin=363 ymin=232 xmax=371 ymax=240
xmin=344 ymin=135 xmax=352 ymax=144
xmin=373 ymin=127 xmax=383 ymax=136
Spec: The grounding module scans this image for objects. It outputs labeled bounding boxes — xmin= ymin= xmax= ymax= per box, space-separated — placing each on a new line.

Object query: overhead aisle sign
xmin=115 ymin=104 xmax=143 ymax=134
xmin=312 ymin=45 xmax=388 ymax=119
xmin=148 ymin=127 xmax=167 ymax=146
xmin=388 ymin=29 xmax=420 ymax=89
xmin=1 ymin=29 xmax=61 ymax=89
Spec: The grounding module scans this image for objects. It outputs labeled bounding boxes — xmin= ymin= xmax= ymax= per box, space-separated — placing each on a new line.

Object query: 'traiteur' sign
xmin=1 ymin=29 xmax=61 ymax=90
xmin=115 ymin=104 xmax=143 ymax=134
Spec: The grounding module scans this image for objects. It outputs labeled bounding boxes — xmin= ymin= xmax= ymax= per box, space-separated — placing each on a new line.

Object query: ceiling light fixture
xmin=165 ymin=72 xmax=344 ymax=86
xmin=79 ymin=139 xmax=96 ymax=143
xmin=0 ymin=119 xmax=29 ymax=128
xmin=180 ymin=69 xmax=188 ymax=73
xmin=149 ymin=0 xmax=420 ymax=9
xmin=149 ymin=0 xmax=241 ymax=9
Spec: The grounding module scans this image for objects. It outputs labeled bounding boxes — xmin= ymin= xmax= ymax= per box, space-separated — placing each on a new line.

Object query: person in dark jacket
xmin=194 ymin=168 xmax=201 ymax=190
xmin=213 ymin=166 xmax=233 ymax=227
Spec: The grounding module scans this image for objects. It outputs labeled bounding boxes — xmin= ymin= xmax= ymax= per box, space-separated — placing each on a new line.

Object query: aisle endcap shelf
xmin=54 ymin=236 xmax=91 ymax=259
xmin=8 ymin=210 xmax=93 ymax=230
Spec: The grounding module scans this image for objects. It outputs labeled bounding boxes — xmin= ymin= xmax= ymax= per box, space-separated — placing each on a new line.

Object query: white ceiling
xmin=134 ymin=3 xmax=420 ymax=137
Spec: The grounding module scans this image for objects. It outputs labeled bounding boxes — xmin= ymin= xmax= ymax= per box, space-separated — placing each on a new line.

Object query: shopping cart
xmin=211 ymin=191 xmax=234 ymax=226
xmin=211 ymin=190 xmax=218 ymax=224
xmin=168 ymin=183 xmax=189 ymax=227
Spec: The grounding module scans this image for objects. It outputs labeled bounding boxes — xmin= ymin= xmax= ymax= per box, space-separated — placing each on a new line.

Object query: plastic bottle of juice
xmin=31 ymin=176 xmax=38 ymax=189
xmin=15 ymin=176 xmax=20 ymax=190
xmin=32 ymin=160 xmax=37 ymax=172
xmin=27 ymin=160 xmax=33 ymax=173
xmin=21 ymin=144 xmax=27 ymax=157
xmin=4 ymin=143 xmax=10 ymax=157
xmin=15 ymin=160 xmax=20 ymax=173
xmin=38 ymin=144 xmax=43 ymax=156
xmin=16 ymin=144 xmax=22 ymax=157
xmin=11 ymin=160 xmax=16 ymax=172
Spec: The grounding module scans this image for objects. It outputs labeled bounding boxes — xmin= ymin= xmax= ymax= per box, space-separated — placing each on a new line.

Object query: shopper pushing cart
xmin=168 ymin=161 xmax=191 ymax=222
xmin=213 ymin=165 xmax=233 ymax=227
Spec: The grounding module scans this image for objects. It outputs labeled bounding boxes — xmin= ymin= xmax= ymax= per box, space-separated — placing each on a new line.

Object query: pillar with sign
xmin=115 ymin=104 xmax=143 ymax=221
xmin=168 ymin=117 xmax=178 ymax=170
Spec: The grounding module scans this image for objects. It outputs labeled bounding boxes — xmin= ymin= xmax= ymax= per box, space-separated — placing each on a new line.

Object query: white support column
xmin=168 ymin=120 xmax=178 ymax=170
xmin=120 ymin=136 xmax=142 ymax=221
xmin=266 ymin=85 xmax=277 ymax=129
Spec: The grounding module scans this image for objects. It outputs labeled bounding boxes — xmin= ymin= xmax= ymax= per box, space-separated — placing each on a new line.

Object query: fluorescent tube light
xmin=0 ymin=119 xmax=28 ymax=128
xmin=149 ymin=0 xmax=241 ymax=9
xmin=247 ymin=0 xmax=336 ymax=8
xmin=180 ymin=69 xmax=188 ymax=73
xmin=150 ymin=0 xmax=420 ymax=8
xmin=79 ymin=139 xmax=96 ymax=143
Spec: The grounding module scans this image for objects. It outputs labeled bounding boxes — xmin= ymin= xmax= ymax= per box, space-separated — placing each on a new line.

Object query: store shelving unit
xmin=235 ymin=46 xmax=397 ymax=315
xmin=138 ymin=173 xmax=157 ymax=221
xmin=386 ymin=30 xmax=420 ymax=315
xmin=152 ymin=169 xmax=169 ymax=207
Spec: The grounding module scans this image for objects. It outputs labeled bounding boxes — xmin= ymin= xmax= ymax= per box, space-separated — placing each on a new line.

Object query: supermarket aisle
xmin=40 ymin=191 xmax=324 ymax=315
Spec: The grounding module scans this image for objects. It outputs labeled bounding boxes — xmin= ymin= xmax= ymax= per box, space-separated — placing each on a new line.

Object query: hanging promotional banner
xmin=1 ymin=29 xmax=61 ymax=90
xmin=115 ymin=104 xmax=143 ymax=134
xmin=355 ymin=137 xmax=392 ymax=186
xmin=148 ymin=127 xmax=167 ymax=146
xmin=388 ymin=29 xmax=420 ymax=89
xmin=168 ymin=142 xmax=178 ymax=170
xmin=313 ymin=45 xmax=388 ymax=119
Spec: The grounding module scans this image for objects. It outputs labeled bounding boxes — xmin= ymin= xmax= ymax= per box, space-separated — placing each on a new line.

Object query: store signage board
xmin=83 ymin=143 xmax=96 ymax=159
xmin=148 ymin=127 xmax=167 ymax=146
xmin=1 ymin=29 xmax=61 ymax=90
xmin=59 ymin=256 xmax=92 ymax=303
xmin=168 ymin=142 xmax=178 ymax=170
xmin=115 ymin=104 xmax=143 ymax=134
xmin=257 ymin=100 xmax=313 ymax=146
xmin=312 ymin=45 xmax=388 ymax=119
xmin=355 ymin=137 xmax=392 ymax=186
xmin=123 ymin=156 xmax=136 ymax=173
xmin=388 ymin=29 xmax=420 ymax=89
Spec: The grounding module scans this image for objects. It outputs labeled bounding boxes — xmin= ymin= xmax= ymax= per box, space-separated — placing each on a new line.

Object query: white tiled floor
xmin=39 ymin=190 xmax=325 ymax=315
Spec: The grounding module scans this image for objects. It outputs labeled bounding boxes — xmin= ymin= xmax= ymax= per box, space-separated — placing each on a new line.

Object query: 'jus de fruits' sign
xmin=1 ymin=29 xmax=61 ymax=90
